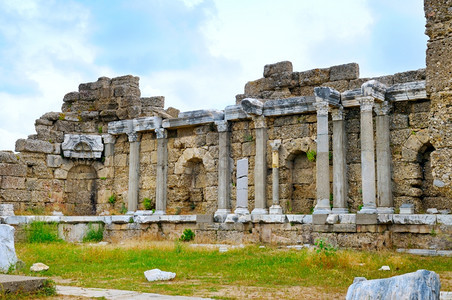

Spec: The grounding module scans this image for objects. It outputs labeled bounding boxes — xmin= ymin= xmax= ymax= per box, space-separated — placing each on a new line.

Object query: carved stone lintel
xmin=253 ymin=115 xmax=267 ymax=129
xmin=241 ymin=98 xmax=264 ymax=116
xmin=102 ymin=134 xmax=116 ymax=144
xmin=270 ymin=139 xmax=282 ymax=151
xmin=313 ymin=101 xmax=329 ymax=116
xmin=359 ymin=97 xmax=374 ymax=112
xmin=155 ymin=128 xmax=167 ymax=139
xmin=128 ymin=132 xmax=139 ymax=142
xmin=215 ymin=120 xmax=229 ymax=132
xmin=374 ymin=101 xmax=391 ymax=116
xmin=62 ymin=134 xmax=103 ymax=159
xmin=331 ymin=107 xmax=344 ymax=121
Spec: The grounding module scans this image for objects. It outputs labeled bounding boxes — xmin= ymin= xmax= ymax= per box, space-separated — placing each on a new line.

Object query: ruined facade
xmin=0 ymin=0 xmax=451 ymax=249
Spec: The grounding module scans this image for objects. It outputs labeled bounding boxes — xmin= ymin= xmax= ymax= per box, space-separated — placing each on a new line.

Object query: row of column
xmin=122 ymin=99 xmax=393 ymax=216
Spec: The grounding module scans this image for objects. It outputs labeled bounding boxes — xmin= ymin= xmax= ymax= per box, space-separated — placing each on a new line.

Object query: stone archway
xmin=65 ymin=164 xmax=97 ymax=215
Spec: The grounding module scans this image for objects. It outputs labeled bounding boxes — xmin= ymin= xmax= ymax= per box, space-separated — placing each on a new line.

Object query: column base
xmin=234 ymin=207 xmax=250 ymax=215
xmin=251 ymin=208 xmax=268 ymax=215
xmin=214 ymin=209 xmax=231 ymax=222
xmin=153 ymin=210 xmax=165 ymax=215
xmin=377 ymin=207 xmax=394 ymax=214
xmin=358 ymin=206 xmax=378 ymax=214
xmin=269 ymin=205 xmax=283 ymax=215
xmin=332 ymin=208 xmax=349 ymax=214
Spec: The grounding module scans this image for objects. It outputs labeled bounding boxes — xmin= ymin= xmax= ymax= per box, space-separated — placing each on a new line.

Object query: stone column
xmin=154 ymin=128 xmax=168 ymax=215
xmin=269 ymin=139 xmax=283 ymax=214
xmin=214 ymin=120 xmax=232 ymax=221
xmin=102 ymin=134 xmax=116 ymax=157
xmin=313 ymin=101 xmax=331 ymax=214
xmin=358 ymin=97 xmax=377 ymax=214
xmin=374 ymin=101 xmax=394 ymax=213
xmin=127 ymin=132 xmax=140 ymax=212
xmin=251 ymin=115 xmax=268 ymax=215
xmin=331 ymin=107 xmax=348 ymax=214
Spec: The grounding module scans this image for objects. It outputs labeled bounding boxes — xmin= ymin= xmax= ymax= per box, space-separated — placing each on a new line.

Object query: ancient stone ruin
xmin=0 ymin=1 xmax=450 ymax=249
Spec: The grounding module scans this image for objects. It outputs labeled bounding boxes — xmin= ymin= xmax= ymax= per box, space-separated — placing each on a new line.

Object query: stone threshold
xmin=0 ymin=274 xmax=47 ymax=293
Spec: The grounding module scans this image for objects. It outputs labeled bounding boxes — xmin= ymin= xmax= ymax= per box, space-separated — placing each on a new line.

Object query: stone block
xmin=0 ymin=205 xmax=14 ymax=216
xmin=236 ymin=158 xmax=248 ymax=178
xmin=356 ymin=213 xmax=377 ymax=225
xmin=15 ymin=139 xmax=54 ymax=154
xmin=0 ymin=224 xmax=17 ymax=273
xmin=437 ymin=215 xmax=452 ymax=226
xmin=4 ymin=216 xmax=30 ymax=225
xmin=326 ymin=214 xmax=339 ymax=224
xmin=302 ymin=215 xmax=312 ymax=224
xmin=312 ymin=214 xmax=327 ymax=225
xmin=46 ymin=155 xmax=62 ymax=168
xmin=314 ymin=86 xmax=341 ymax=106
xmin=332 ymin=224 xmax=356 ymax=233
xmin=196 ymin=214 xmax=213 ymax=224
xmin=240 ymin=98 xmax=264 ymax=115
xmin=400 ymin=203 xmax=415 ymax=214
xmin=299 ymin=68 xmax=330 ymax=86
xmin=263 ymin=97 xmax=314 ymax=117
xmin=1 ymin=177 xmax=25 ymax=190
xmin=426 ymin=38 xmax=452 ymax=93
xmin=393 ymin=214 xmax=437 ymax=225
xmin=377 ymin=214 xmax=393 ymax=224
xmin=386 ymin=81 xmax=426 ymax=102
xmin=0 ymin=152 xmax=19 ymax=164
xmin=263 ymin=61 xmax=293 ymax=78
xmin=286 ymin=214 xmax=304 ymax=224
xmin=339 ymin=214 xmax=356 ymax=224
xmin=251 ymin=214 xmax=286 ymax=223
xmin=329 ymin=63 xmax=359 ymax=81
xmin=313 ymin=225 xmax=332 ymax=232
xmin=62 ymin=134 xmax=103 ymax=159
xmin=162 ymin=110 xmax=224 ymax=129
xmin=133 ymin=117 xmax=162 ymax=132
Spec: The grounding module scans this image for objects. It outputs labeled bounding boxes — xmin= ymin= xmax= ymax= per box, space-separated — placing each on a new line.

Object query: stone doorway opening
xmin=286 ymin=151 xmax=316 ymax=214
xmin=65 ymin=163 xmax=97 ymax=215
xmin=181 ymin=158 xmax=207 ymax=214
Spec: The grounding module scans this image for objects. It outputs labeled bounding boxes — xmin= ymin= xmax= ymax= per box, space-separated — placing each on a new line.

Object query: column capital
xmin=270 ymin=139 xmax=281 ymax=151
xmin=215 ymin=120 xmax=229 ymax=132
xmin=313 ymin=101 xmax=329 ymax=116
xmin=374 ymin=101 xmax=391 ymax=116
xmin=359 ymin=97 xmax=374 ymax=112
xmin=155 ymin=128 xmax=167 ymax=139
xmin=331 ymin=107 xmax=344 ymax=121
xmin=253 ymin=115 xmax=267 ymax=129
xmin=361 ymin=80 xmax=387 ymax=101
xmin=127 ymin=132 xmax=139 ymax=142
xmin=102 ymin=134 xmax=116 ymax=144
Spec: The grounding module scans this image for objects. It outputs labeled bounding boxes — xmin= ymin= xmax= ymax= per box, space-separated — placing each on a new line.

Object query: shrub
xmin=26 ymin=221 xmax=61 ymax=243
xmin=143 ymin=197 xmax=153 ymax=210
xmin=108 ymin=194 xmax=117 ymax=205
xmin=307 ymin=150 xmax=316 ymax=162
xmin=314 ymin=238 xmax=337 ymax=257
xmin=179 ymin=228 xmax=195 ymax=242
xmin=83 ymin=223 xmax=104 ymax=242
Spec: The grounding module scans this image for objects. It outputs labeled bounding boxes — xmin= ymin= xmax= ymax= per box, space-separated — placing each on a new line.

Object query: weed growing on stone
xmin=179 ymin=228 xmax=195 ymax=242
xmin=83 ymin=223 xmax=104 ymax=242
xmin=26 ymin=221 xmax=61 ymax=243
xmin=143 ymin=197 xmax=153 ymax=210
xmin=108 ymin=194 xmax=117 ymax=205
xmin=307 ymin=150 xmax=316 ymax=162
xmin=120 ymin=203 xmax=128 ymax=214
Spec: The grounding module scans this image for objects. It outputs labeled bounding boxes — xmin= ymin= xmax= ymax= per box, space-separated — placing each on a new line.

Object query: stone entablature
xmin=62 ymin=134 xmax=104 ymax=159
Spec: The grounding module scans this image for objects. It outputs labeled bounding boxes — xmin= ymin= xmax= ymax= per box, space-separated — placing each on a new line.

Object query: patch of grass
xmin=143 ymin=197 xmax=153 ymax=210
xmin=179 ymin=229 xmax=195 ymax=242
xmin=307 ymin=150 xmax=316 ymax=162
xmin=13 ymin=242 xmax=452 ymax=299
xmin=26 ymin=221 xmax=61 ymax=243
xmin=83 ymin=223 xmax=104 ymax=243
xmin=108 ymin=194 xmax=117 ymax=205
xmin=120 ymin=203 xmax=128 ymax=214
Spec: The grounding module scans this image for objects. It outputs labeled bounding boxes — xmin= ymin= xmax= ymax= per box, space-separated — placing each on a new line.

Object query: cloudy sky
xmin=0 ymin=0 xmax=427 ymax=151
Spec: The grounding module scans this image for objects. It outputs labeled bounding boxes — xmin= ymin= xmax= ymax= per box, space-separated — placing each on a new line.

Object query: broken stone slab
xmin=110 ymin=215 xmax=134 ymax=224
xmin=326 ymin=214 xmax=339 ymax=224
xmin=262 ymin=97 xmax=315 ymax=117
xmin=224 ymin=214 xmax=239 ymax=223
xmin=162 ymin=110 xmax=224 ymax=129
xmin=427 ymin=208 xmax=439 ymax=214
xmin=240 ymin=98 xmax=264 ymax=115
xmin=0 ymin=275 xmax=48 ymax=293
xmin=62 ymin=134 xmax=103 ymax=159
xmin=361 ymin=80 xmax=387 ymax=101
xmin=4 ymin=216 xmax=31 ymax=225
xmin=377 ymin=214 xmax=393 ymax=224
xmin=0 ymin=225 xmax=17 ymax=273
xmin=144 ymin=269 xmax=176 ymax=282
xmin=158 ymin=215 xmax=197 ymax=223
xmin=314 ymin=86 xmax=341 ymax=106
xmin=341 ymin=88 xmax=362 ymax=107
xmin=346 ymin=270 xmax=441 ymax=300
xmin=0 ymin=204 xmax=14 ymax=216
xmin=393 ymin=214 xmax=437 ymax=225
xmin=133 ymin=215 xmax=160 ymax=223
xmin=303 ymin=215 xmax=313 ymax=224
xmin=439 ymin=209 xmax=451 ymax=215
xmin=437 ymin=215 xmax=452 ymax=226
xmin=108 ymin=119 xmax=133 ymax=135
xmin=386 ymin=81 xmax=427 ymax=102
xmin=224 ymin=105 xmax=250 ymax=121
xmin=132 ymin=117 xmax=162 ymax=132
xmin=251 ymin=214 xmax=287 ymax=223
xmin=15 ymin=139 xmax=54 ymax=154
xmin=400 ymin=203 xmax=415 ymax=214
xmin=30 ymin=263 xmax=49 ymax=272
xmin=60 ymin=216 xmax=105 ymax=224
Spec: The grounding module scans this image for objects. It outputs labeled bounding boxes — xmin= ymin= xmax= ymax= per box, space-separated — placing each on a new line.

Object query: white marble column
xmin=269 ymin=139 xmax=283 ymax=214
xmin=331 ymin=107 xmax=348 ymax=213
xmin=154 ymin=128 xmax=168 ymax=215
xmin=214 ymin=120 xmax=232 ymax=220
xmin=313 ymin=101 xmax=332 ymax=214
xmin=251 ymin=115 xmax=268 ymax=215
xmin=358 ymin=97 xmax=377 ymax=214
xmin=127 ymin=132 xmax=140 ymax=212
xmin=374 ymin=101 xmax=394 ymax=213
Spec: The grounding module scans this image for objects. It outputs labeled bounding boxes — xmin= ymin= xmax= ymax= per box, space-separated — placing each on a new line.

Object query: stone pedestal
xmin=331 ymin=107 xmax=348 ymax=214
xmin=358 ymin=97 xmax=377 ymax=214
xmin=269 ymin=140 xmax=283 ymax=215
xmin=127 ymin=133 xmax=140 ymax=212
xmin=313 ymin=101 xmax=332 ymax=214
xmin=251 ymin=116 xmax=268 ymax=215
xmin=375 ymin=102 xmax=394 ymax=214
xmin=154 ymin=128 xmax=168 ymax=215
xmin=214 ymin=121 xmax=232 ymax=221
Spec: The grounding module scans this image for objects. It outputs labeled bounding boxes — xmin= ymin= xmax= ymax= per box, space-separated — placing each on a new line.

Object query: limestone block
xmin=4 ymin=216 xmax=30 ymax=225
xmin=241 ymin=98 xmax=264 ymax=115
xmin=426 ymin=38 xmax=452 ymax=93
xmin=251 ymin=214 xmax=287 ymax=223
xmin=393 ymin=215 xmax=437 ymax=225
xmin=1 ymin=177 xmax=25 ymax=190
xmin=62 ymin=134 xmax=103 ymax=159
xmin=437 ymin=215 xmax=452 ymax=226
xmin=377 ymin=214 xmax=393 ymax=224
xmin=339 ymin=214 xmax=356 ymax=224
xmin=386 ymin=81 xmax=427 ymax=101
xmin=346 ymin=270 xmax=440 ymax=300
xmin=299 ymin=68 xmax=330 ymax=86
xmin=144 ymin=269 xmax=176 ymax=282
xmin=46 ymin=155 xmax=63 ymax=168
xmin=314 ymin=86 xmax=341 ymax=106
xmin=303 ymin=215 xmax=312 ymax=224
xmin=60 ymin=216 xmax=105 ymax=223
xmin=108 ymin=119 xmax=133 ymax=135
xmin=133 ymin=117 xmax=162 ymax=132
xmin=0 ymin=152 xmax=19 ymax=164
xmin=400 ymin=203 xmax=415 ymax=214
xmin=263 ymin=97 xmax=315 ymax=117
xmin=30 ymin=263 xmax=49 ymax=272
xmin=263 ymin=61 xmax=293 ymax=78
xmin=286 ymin=214 xmax=305 ymax=224
xmin=326 ymin=214 xmax=339 ymax=224
xmin=0 ymin=224 xmax=18 ymax=273
xmin=162 ymin=110 xmax=224 ymax=129
xmin=0 ymin=204 xmax=14 ymax=216
xmin=361 ymin=80 xmax=387 ymax=101
xmin=54 ymin=169 xmax=68 ymax=179
xmin=237 ymin=158 xmax=249 ymax=178
xmin=111 ymin=215 xmax=133 ymax=224
xmin=329 ymin=63 xmax=359 ymax=81
xmin=224 ymin=105 xmax=250 ymax=121
xmin=15 ymin=139 xmax=54 ymax=154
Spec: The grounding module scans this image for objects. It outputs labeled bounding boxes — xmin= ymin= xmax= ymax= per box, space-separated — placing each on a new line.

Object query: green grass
xmin=13 ymin=242 xmax=452 ymax=298
xmin=82 ymin=223 xmax=104 ymax=242
xmin=25 ymin=221 xmax=61 ymax=243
